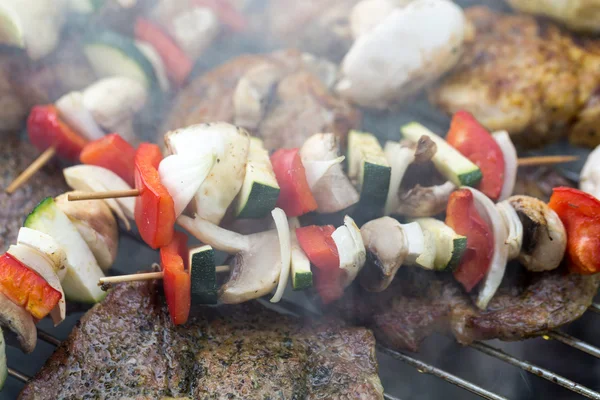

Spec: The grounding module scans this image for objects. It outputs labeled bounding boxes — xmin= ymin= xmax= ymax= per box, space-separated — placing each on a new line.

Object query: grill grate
xmin=6 ymin=305 xmax=600 ymax=399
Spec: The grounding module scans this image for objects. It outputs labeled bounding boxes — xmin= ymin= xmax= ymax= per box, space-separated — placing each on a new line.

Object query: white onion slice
xmin=177 ymin=215 xmax=250 ymax=254
xmin=401 ymin=222 xmax=425 ymax=265
xmin=63 ymin=165 xmax=134 ymax=229
xmin=303 ymin=156 xmax=345 ymax=189
xmin=17 ymin=227 xmax=67 ymax=281
xmin=345 ymin=216 xmax=366 ymax=269
xmin=7 ymin=244 xmax=65 ymax=326
xmin=159 ymin=152 xmax=216 ymax=217
xmin=464 ymin=187 xmax=509 ymax=310
xmin=270 ymin=208 xmax=291 ymax=303
xmin=383 ymin=142 xmax=415 ymax=215
xmin=492 ymin=131 xmax=517 ymax=201
xmin=496 ymin=201 xmax=523 ymax=260
xmin=580 ymin=145 xmax=600 ymax=199
xmin=56 ymin=91 xmax=105 ymax=141
xmin=135 ymin=41 xmax=170 ymax=92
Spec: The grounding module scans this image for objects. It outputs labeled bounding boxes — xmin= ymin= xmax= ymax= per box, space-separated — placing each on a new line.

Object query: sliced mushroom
xmin=395 ymin=181 xmax=457 ymax=217
xmin=359 ymin=217 xmax=408 ymax=292
xmin=233 ymin=63 xmax=285 ymax=131
xmin=55 ymin=192 xmax=118 ymax=271
xmin=508 ymin=195 xmax=567 ymax=272
xmin=0 ymin=292 xmax=36 ymax=353
xmin=300 ymin=133 xmax=359 ymax=213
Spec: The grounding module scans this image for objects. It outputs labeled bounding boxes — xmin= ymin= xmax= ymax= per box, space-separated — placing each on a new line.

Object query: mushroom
xmin=178 ymin=215 xmax=281 ymax=304
xmin=395 ymin=181 xmax=457 ymax=217
xmin=300 ymin=133 xmax=359 ymax=213
xmin=0 ymin=292 xmax=36 ymax=353
xmin=55 ymin=192 xmax=119 ymax=271
xmin=508 ymin=195 xmax=567 ymax=272
xmin=359 ymin=217 xmax=408 ymax=292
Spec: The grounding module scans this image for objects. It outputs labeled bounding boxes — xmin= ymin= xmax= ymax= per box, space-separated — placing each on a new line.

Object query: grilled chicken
xmin=164 ymin=50 xmax=360 ymax=150
xmin=431 ymin=7 xmax=600 ymax=149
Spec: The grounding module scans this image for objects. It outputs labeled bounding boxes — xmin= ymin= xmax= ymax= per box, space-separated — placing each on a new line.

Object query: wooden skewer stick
xmin=517 ymin=155 xmax=579 ymax=167
xmin=68 ymin=189 xmax=140 ymax=201
xmin=6 ymin=147 xmax=56 ymax=194
xmin=98 ymin=265 xmax=231 ymax=286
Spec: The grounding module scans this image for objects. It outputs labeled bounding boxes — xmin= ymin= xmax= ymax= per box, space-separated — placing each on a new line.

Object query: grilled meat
xmin=164 ymin=50 xmax=360 ymax=150
xmin=430 ymin=7 xmax=600 ymax=149
xmin=20 ymin=281 xmax=384 ymax=399
xmin=337 ymin=267 xmax=600 ymax=352
xmin=0 ymin=138 xmax=69 ymax=252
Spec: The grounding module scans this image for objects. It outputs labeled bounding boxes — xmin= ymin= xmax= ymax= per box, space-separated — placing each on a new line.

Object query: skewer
xmin=517 ymin=155 xmax=578 ymax=167
xmin=68 ymin=189 xmax=140 ymax=201
xmin=6 ymin=148 xmax=56 ymax=194
xmin=98 ymin=266 xmax=231 ymax=286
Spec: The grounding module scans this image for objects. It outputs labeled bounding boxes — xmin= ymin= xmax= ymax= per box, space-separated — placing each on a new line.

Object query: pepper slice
xmin=446 ymin=189 xmax=494 ymax=292
xmin=0 ymin=253 xmax=62 ymax=320
xmin=80 ymin=133 xmax=136 ymax=187
xmin=134 ymin=143 xmax=175 ymax=249
xmin=160 ymin=231 xmax=191 ymax=325
xmin=27 ymin=105 xmax=88 ymax=162
xmin=134 ymin=18 xmax=193 ymax=86
xmin=549 ymin=187 xmax=600 ymax=274
xmin=446 ymin=111 xmax=505 ymax=201
xmin=271 ymin=148 xmax=317 ymax=217
xmin=296 ymin=225 xmax=344 ymax=303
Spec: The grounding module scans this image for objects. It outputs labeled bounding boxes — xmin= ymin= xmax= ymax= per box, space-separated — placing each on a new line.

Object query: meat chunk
xmin=164 ymin=50 xmax=360 ymax=150
xmin=20 ymin=281 xmax=384 ymax=399
xmin=0 ymin=138 xmax=69 ymax=252
xmin=336 ymin=267 xmax=600 ymax=352
xmin=430 ymin=7 xmax=600 ymax=149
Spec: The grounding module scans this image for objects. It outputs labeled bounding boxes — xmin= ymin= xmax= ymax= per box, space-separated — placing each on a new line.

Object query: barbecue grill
xmin=3 ymin=0 xmax=600 ymax=398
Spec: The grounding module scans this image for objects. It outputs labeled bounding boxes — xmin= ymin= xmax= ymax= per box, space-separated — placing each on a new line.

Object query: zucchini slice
xmin=414 ymin=218 xmax=467 ymax=271
xmin=401 ymin=122 xmax=482 ymax=187
xmin=0 ymin=327 xmax=6 ymax=391
xmin=236 ymin=138 xmax=280 ymax=219
xmin=84 ymin=30 xmax=157 ymax=88
xmin=24 ymin=197 xmax=106 ymax=303
xmin=189 ymin=245 xmax=218 ymax=305
xmin=347 ymin=130 xmax=391 ymax=211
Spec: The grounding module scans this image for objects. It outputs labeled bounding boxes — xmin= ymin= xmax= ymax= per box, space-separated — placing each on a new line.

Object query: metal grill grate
xmin=6 ymin=303 xmax=600 ymax=398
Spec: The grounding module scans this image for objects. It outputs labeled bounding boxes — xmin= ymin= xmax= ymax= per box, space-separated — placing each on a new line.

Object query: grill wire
xmin=6 ymin=302 xmax=600 ymax=398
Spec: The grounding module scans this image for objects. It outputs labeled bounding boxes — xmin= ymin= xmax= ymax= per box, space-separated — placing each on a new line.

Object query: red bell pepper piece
xmin=160 ymin=231 xmax=191 ymax=325
xmin=446 ymin=111 xmax=505 ymax=201
xmin=192 ymin=0 xmax=248 ymax=32
xmin=134 ymin=18 xmax=193 ymax=86
xmin=134 ymin=143 xmax=175 ymax=249
xmin=0 ymin=253 xmax=62 ymax=320
xmin=446 ymin=189 xmax=494 ymax=292
xmin=296 ymin=225 xmax=344 ymax=304
xmin=549 ymin=187 xmax=600 ymax=274
xmin=27 ymin=105 xmax=88 ymax=162
xmin=80 ymin=133 xmax=136 ymax=187
xmin=271 ymin=148 xmax=317 ymax=217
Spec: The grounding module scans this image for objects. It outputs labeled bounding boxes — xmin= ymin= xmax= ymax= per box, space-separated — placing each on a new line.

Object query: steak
xmin=0 ymin=137 xmax=69 ymax=252
xmin=20 ymin=281 xmax=384 ymax=399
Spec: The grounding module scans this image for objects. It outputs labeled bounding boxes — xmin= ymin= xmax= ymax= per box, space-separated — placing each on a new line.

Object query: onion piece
xmin=63 ymin=165 xmax=135 ymax=229
xmin=492 ymin=131 xmax=517 ymax=201
xmin=56 ymin=91 xmax=105 ymax=141
xmin=496 ymin=200 xmax=523 ymax=260
xmin=159 ymin=152 xmax=216 ymax=217
xmin=580 ymin=145 xmax=600 ymax=199
xmin=303 ymin=156 xmax=345 ymax=189
xmin=177 ymin=214 xmax=250 ymax=254
xmin=345 ymin=216 xmax=366 ymax=269
xmin=383 ymin=141 xmax=415 ymax=215
xmin=401 ymin=222 xmax=425 ymax=265
xmin=464 ymin=187 xmax=509 ymax=310
xmin=135 ymin=41 xmax=170 ymax=92
xmin=7 ymin=244 xmax=65 ymax=326
xmin=270 ymin=208 xmax=291 ymax=303
xmin=17 ymin=227 xmax=67 ymax=281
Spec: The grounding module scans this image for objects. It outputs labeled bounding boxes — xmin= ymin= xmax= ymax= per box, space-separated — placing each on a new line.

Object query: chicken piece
xmin=261 ymin=0 xmax=361 ymax=62
xmin=164 ymin=50 xmax=360 ymax=150
xmin=507 ymin=0 xmax=600 ymax=33
xmin=431 ymin=7 xmax=600 ymax=149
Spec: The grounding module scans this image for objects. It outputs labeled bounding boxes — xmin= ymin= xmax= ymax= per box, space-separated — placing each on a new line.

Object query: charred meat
xmin=20 ymin=281 xmax=384 ymax=399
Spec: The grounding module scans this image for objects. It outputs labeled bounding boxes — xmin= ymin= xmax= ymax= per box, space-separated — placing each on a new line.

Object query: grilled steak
xmin=336 ymin=267 xmax=600 ymax=352
xmin=0 ymin=137 xmax=69 ymax=252
xmin=20 ymin=281 xmax=384 ymax=399
xmin=164 ymin=50 xmax=360 ymax=150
